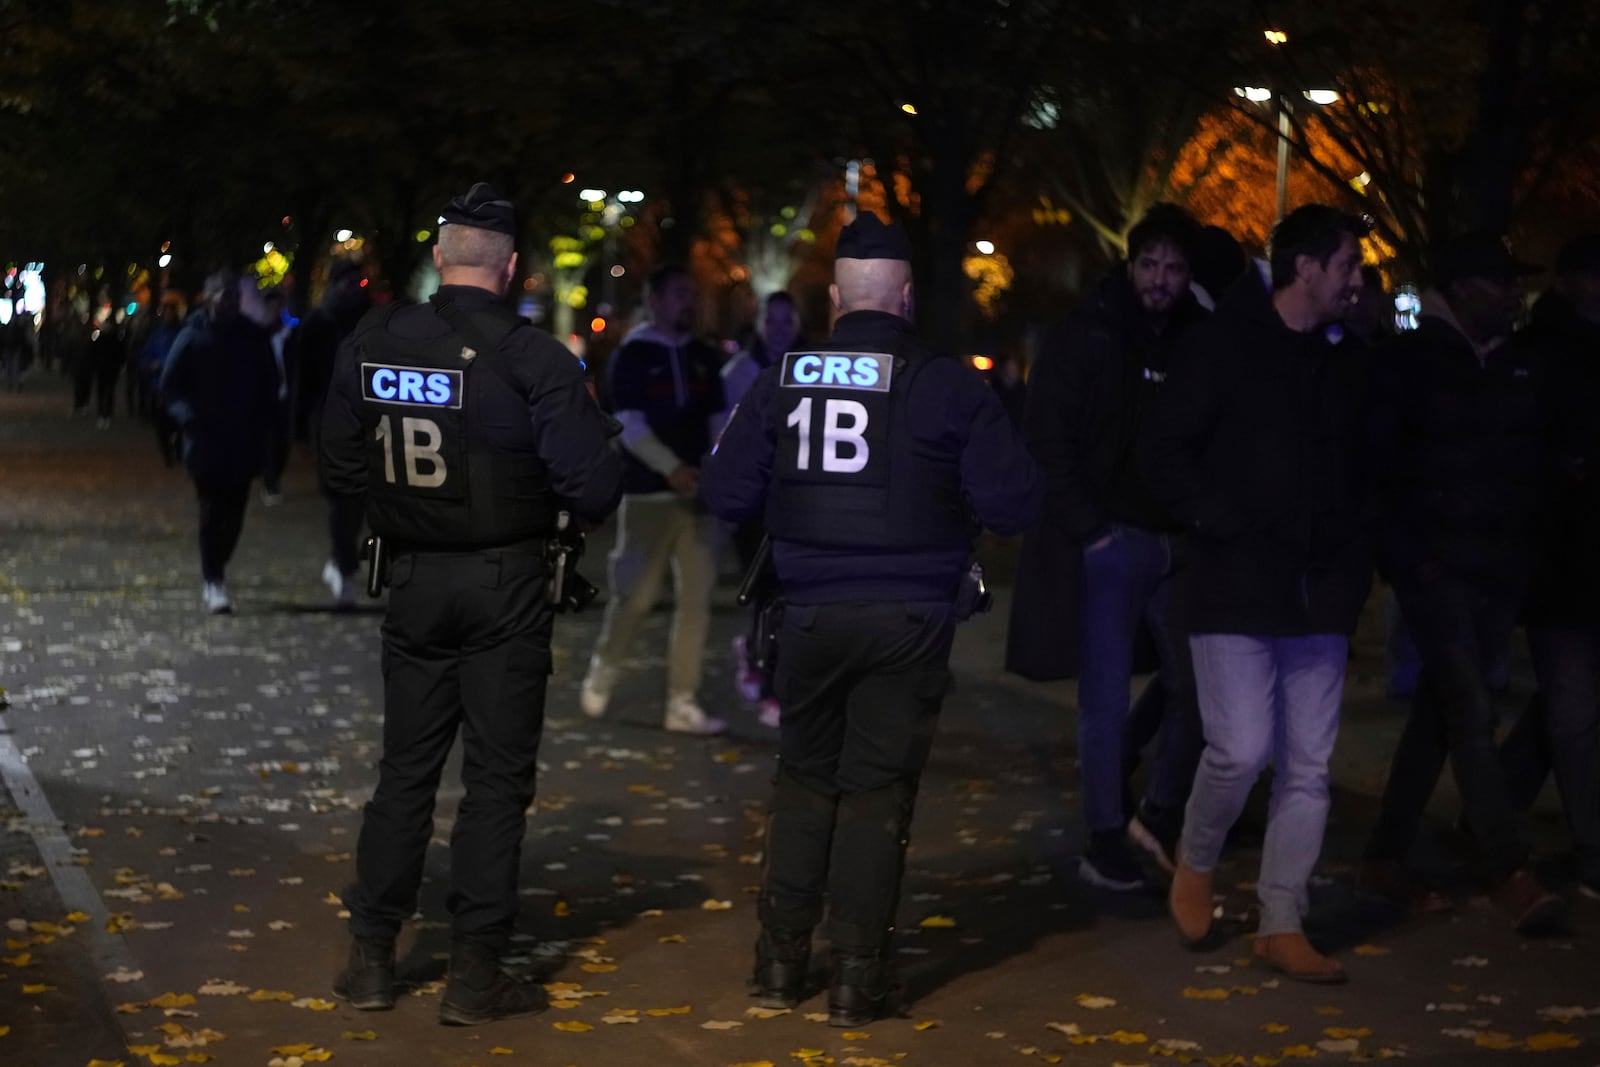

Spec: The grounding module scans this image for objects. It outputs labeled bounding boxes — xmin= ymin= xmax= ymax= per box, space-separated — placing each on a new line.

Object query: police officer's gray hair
xmin=437 ymin=225 xmax=515 ymax=271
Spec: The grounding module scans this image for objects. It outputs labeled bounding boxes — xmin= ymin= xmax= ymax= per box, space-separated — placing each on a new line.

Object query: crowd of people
xmin=10 ymin=190 xmax=1596 ymax=1023
xmin=1011 ymin=202 xmax=1600 ymax=985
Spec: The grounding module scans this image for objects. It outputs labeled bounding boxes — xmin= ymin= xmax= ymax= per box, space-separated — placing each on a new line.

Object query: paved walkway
xmin=1 ymin=376 xmax=1597 ymax=1067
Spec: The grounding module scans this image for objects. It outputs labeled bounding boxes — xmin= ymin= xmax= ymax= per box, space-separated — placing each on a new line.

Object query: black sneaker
xmin=1079 ymin=830 xmax=1150 ymax=892
xmin=439 ymin=943 xmax=549 ymax=1026
xmin=332 ymin=937 xmax=396 ymax=1011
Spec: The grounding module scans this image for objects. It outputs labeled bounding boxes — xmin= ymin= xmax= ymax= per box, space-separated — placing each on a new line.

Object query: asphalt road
xmin=2 ymin=374 xmax=1598 ymax=1067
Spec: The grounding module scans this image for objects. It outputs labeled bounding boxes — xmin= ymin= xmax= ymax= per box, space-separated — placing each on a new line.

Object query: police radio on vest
xmin=361 ymin=363 xmax=464 ymax=409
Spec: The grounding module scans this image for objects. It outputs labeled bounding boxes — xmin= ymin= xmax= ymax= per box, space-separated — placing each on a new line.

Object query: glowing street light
xmin=616 ymin=190 xmax=644 ymax=203
xmin=1303 ymin=89 xmax=1340 ymax=105
xmin=335 ymin=228 xmax=354 ymax=243
xmin=975 ymin=240 xmax=995 ymax=255
xmin=578 ymin=188 xmax=607 ymax=202
xmin=158 ymin=253 xmax=173 ymax=269
xmin=262 ymin=242 xmax=275 ymax=254
xmin=1264 ymin=29 xmax=1289 ymax=45
xmin=1235 ymin=86 xmax=1274 ymax=102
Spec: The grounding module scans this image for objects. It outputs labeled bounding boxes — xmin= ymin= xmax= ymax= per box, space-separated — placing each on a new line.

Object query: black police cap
xmin=438 ymin=182 xmax=516 ymax=235
xmin=836 ymin=211 xmax=912 ymax=262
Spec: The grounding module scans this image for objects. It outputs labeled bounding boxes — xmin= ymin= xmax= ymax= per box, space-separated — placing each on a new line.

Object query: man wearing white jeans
xmin=582 ymin=264 xmax=727 ymax=735
xmin=1140 ymin=205 xmax=1374 ymax=983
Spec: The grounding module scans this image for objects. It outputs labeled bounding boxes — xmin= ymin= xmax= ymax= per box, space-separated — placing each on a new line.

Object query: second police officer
xmin=700 ymin=213 xmax=1042 ymax=1025
xmin=320 ymin=183 xmax=624 ymax=1025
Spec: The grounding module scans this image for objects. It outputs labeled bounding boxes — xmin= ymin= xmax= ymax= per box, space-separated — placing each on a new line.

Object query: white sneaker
xmin=664 ymin=693 xmax=725 ymax=736
xmin=580 ymin=658 xmax=618 ymax=718
xmin=202 ymin=582 xmax=233 ymax=615
xmin=322 ymin=559 xmax=356 ymax=609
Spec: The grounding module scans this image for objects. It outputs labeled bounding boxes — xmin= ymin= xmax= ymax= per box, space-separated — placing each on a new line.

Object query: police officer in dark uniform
xmin=320 ymin=183 xmax=623 ymax=1025
xmin=699 ymin=213 xmax=1042 ymax=1025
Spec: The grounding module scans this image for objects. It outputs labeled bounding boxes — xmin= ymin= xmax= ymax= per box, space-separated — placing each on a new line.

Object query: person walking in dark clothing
xmin=297 ymin=258 xmax=372 ymax=606
xmin=91 ymin=315 xmax=125 ymax=428
xmin=1521 ymin=234 xmax=1600 ymax=902
xmin=700 ymin=213 xmax=1042 ymax=1025
xmin=1360 ymin=233 xmax=1561 ymax=933
xmin=159 ymin=272 xmax=280 ymax=614
xmin=320 ymin=184 xmax=624 ymax=1026
xmin=1145 ymin=205 xmax=1373 ymax=983
xmin=1012 ymin=203 xmax=1210 ymax=890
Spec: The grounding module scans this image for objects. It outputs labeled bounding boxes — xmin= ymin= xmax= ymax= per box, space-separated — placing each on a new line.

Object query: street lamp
xmin=1234 ymin=87 xmax=1339 ymax=222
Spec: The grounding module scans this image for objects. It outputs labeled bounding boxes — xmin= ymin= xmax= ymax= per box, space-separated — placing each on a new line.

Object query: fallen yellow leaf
xmin=647 ymin=1005 xmax=692 ymax=1016
xmin=913 ymin=1019 xmax=940 ymax=1031
xmin=918 ymin=915 xmax=956 ymax=928
xmin=1182 ymin=986 xmax=1230 ymax=1000
xmin=270 ymin=1046 xmax=314 ymax=1056
xmin=1313 ymin=1006 xmax=1343 ymax=1016
xmin=148 ymin=993 xmax=197 ymax=1008
xmin=1473 ymin=1032 xmax=1520 ymax=1051
xmin=841 ymin=1031 xmax=870 ymax=1040
xmin=702 ymin=899 xmax=733 ymax=911
xmin=21 ymin=983 xmax=53 ymax=994
xmin=1279 ymin=1046 xmax=1317 ymax=1059
xmin=343 ymin=1030 xmax=378 ymax=1041
xmin=64 ymin=911 xmax=89 ymax=922
xmin=1107 ymin=1030 xmax=1148 ymax=1044
xmin=1324 ymin=1027 xmax=1371 ymax=1040
xmin=489 ymin=1048 xmax=515 ymax=1055
xmin=1525 ymin=1032 xmax=1581 ymax=1051
xmin=1262 ymin=1023 xmax=1290 ymax=1034
xmin=1075 ymin=993 xmax=1116 ymax=1008
xmin=580 ymin=962 xmax=617 ymax=973
xmin=728 ymin=1062 xmax=777 ymax=1067
xmin=658 ymin=933 xmax=687 ymax=943
xmin=1352 ymin=944 xmax=1390 ymax=956
xmin=553 ymin=1021 xmax=593 ymax=1032
xmin=249 ymin=990 xmax=298 ymax=1002
xmin=128 ymin=1047 xmax=161 ymax=1056
xmin=149 ymin=1054 xmax=182 ymax=1066
xmin=554 ymin=901 xmax=571 ymax=917
xmin=84 ymin=1061 xmax=126 ymax=1067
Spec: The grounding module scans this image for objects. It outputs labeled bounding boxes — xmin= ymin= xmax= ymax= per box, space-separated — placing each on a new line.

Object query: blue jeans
xmin=1078 ymin=524 xmax=1200 ymax=833
xmin=1528 ymin=625 xmax=1600 ymax=884
xmin=1180 ymin=633 xmax=1348 ymax=936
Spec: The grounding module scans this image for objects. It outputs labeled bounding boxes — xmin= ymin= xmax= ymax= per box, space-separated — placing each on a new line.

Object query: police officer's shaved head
xmin=831 ymin=213 xmax=915 ymax=319
xmin=433 ymin=182 xmax=519 ymax=294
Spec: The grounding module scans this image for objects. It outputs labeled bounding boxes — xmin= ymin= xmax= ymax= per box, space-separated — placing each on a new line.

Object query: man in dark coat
xmin=1360 ymin=233 xmax=1563 ymax=935
xmin=1008 ymin=204 xmax=1210 ymax=889
xmin=159 ymin=271 xmax=280 ymax=614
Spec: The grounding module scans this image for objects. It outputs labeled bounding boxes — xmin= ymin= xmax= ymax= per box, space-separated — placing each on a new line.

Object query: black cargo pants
xmin=346 ymin=545 xmax=553 ymax=950
xmin=763 ymin=599 xmax=955 ymax=956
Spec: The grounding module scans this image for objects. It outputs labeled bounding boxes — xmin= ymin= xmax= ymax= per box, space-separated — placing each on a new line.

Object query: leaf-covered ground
xmin=2 ymin=379 xmax=1598 ymax=1067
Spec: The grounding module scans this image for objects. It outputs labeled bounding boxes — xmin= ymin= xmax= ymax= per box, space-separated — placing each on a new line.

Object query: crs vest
xmin=763 ymin=340 xmax=972 ymax=550
xmin=354 ymin=301 xmax=558 ymax=548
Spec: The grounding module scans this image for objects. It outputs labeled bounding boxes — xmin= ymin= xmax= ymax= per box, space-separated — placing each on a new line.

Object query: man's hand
xmin=667 ymin=464 xmax=699 ymax=497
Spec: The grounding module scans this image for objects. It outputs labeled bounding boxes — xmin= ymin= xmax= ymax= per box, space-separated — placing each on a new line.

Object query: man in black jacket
xmin=1362 ymin=234 xmax=1563 ymax=934
xmin=1522 ymin=234 xmax=1600 ymax=903
xmin=1017 ymin=204 xmax=1209 ymax=889
xmin=1143 ymin=205 xmax=1371 ymax=983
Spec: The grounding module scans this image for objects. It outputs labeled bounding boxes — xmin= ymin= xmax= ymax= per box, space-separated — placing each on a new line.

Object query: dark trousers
xmin=1366 ymin=571 xmax=1529 ymax=881
xmin=348 ymin=547 xmax=553 ymax=949
xmin=1528 ymin=625 xmax=1600 ymax=884
xmin=94 ymin=359 xmax=121 ymax=419
xmin=261 ymin=399 xmax=290 ymax=494
xmin=195 ymin=478 xmax=252 ymax=583
xmin=1077 ymin=525 xmax=1201 ymax=830
xmin=71 ymin=360 xmax=94 ymax=412
xmin=763 ymin=599 xmax=954 ymax=955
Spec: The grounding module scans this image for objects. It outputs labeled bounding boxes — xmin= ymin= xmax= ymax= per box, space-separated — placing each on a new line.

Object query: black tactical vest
xmin=763 ymin=340 xmax=972 ymax=549
xmin=354 ymin=302 xmax=558 ymax=548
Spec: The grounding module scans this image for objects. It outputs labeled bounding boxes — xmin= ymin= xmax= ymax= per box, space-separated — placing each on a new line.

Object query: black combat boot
xmin=827 ymin=951 xmax=891 ymax=1027
xmin=752 ymin=929 xmax=811 ymax=1008
xmin=332 ymin=936 xmax=396 ymax=1011
xmin=438 ymin=941 xmax=549 ymax=1026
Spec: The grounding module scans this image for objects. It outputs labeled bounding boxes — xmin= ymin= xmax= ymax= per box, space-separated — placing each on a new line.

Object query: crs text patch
xmin=780 ymin=351 xmax=894 ymax=392
xmin=361 ymin=363 xmax=464 ymax=409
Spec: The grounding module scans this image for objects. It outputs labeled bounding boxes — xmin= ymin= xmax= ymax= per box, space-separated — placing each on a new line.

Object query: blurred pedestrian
xmin=1013 ymin=203 xmax=1209 ymax=890
xmin=254 ymin=287 xmax=293 ymax=505
xmin=700 ymin=212 xmax=1041 ymax=1023
xmin=90 ymin=312 xmax=125 ymax=429
xmin=142 ymin=295 xmax=185 ymax=466
xmin=1360 ymin=232 xmax=1560 ymax=934
xmin=297 ymin=257 xmax=371 ymax=606
xmin=1143 ymin=205 xmax=1373 ymax=982
xmin=159 ymin=270 xmax=280 ymax=614
xmin=580 ymin=264 xmax=728 ymax=735
xmin=723 ymin=290 xmax=804 ymax=728
xmin=1521 ymin=233 xmax=1600 ymax=902
xmin=320 ymin=183 xmax=623 ymax=1024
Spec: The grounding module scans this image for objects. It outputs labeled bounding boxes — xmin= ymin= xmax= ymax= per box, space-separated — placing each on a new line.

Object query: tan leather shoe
xmin=1253 ymin=932 xmax=1347 ymax=984
xmin=1169 ymin=862 xmax=1218 ymax=949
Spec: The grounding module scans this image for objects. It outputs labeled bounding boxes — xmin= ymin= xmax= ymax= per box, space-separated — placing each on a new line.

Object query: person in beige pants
xmin=582 ymin=264 xmax=727 ymax=735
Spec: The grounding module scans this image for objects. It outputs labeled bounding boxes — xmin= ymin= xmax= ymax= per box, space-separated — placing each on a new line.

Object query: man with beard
xmin=1012 ymin=203 xmax=1209 ymax=890
xmin=1144 ymin=205 xmax=1373 ymax=983
xmin=581 ymin=264 xmax=728 ymax=734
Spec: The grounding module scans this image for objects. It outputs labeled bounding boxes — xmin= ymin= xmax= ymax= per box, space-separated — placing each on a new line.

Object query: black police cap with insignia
xmin=437 ymin=182 xmax=516 ymax=235
xmin=836 ymin=211 xmax=912 ymax=262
